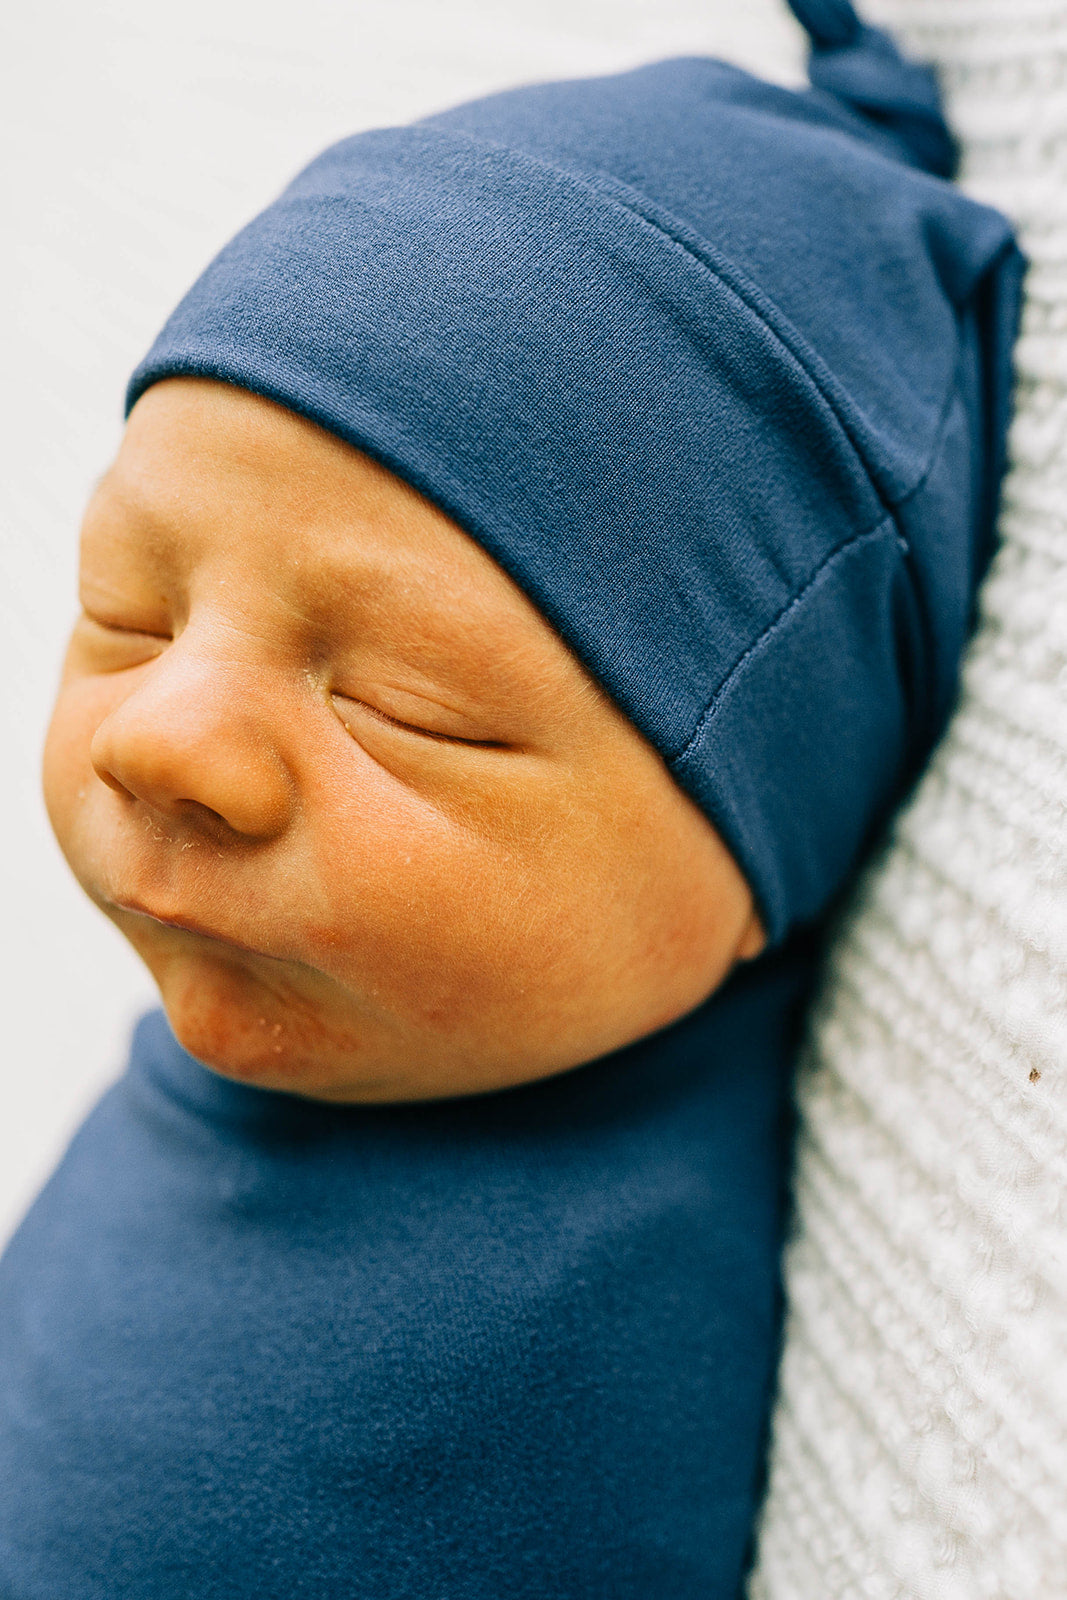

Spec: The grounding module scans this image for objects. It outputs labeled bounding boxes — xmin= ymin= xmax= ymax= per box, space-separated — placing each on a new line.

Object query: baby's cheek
xmin=42 ymin=676 xmax=109 ymax=864
xmin=302 ymin=786 xmax=572 ymax=1032
xmin=305 ymin=832 xmax=526 ymax=1011
xmin=290 ymin=745 xmax=696 ymax=1089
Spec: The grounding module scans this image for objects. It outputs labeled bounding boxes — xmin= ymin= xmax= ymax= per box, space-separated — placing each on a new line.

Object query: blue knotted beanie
xmin=127 ymin=0 xmax=1024 ymax=944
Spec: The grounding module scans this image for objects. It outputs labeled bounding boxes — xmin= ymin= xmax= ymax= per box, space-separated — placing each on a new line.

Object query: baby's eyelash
xmin=82 ymin=612 xmax=171 ymax=641
xmin=333 ymin=694 xmax=508 ymax=750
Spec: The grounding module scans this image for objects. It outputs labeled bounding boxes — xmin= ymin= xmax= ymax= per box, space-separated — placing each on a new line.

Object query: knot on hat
xmin=789 ymin=0 xmax=958 ymax=177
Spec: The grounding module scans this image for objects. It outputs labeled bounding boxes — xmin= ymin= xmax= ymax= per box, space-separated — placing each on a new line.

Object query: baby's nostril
xmin=183 ymin=798 xmax=228 ymax=829
xmin=95 ymin=766 xmax=137 ymax=803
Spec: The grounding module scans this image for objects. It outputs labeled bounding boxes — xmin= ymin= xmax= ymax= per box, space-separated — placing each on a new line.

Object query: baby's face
xmin=45 ymin=378 xmax=763 ymax=1101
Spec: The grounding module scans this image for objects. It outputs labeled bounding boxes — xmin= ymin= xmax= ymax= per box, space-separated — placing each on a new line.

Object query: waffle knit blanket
xmin=750 ymin=3 xmax=1067 ymax=1594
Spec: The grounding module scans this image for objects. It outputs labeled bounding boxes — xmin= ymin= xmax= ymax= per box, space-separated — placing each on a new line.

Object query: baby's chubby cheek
xmin=269 ymin=784 xmax=625 ymax=1095
xmin=290 ymin=767 xmax=752 ymax=1099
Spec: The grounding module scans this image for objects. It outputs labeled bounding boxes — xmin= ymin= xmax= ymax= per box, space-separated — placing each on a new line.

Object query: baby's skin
xmin=44 ymin=377 xmax=763 ymax=1103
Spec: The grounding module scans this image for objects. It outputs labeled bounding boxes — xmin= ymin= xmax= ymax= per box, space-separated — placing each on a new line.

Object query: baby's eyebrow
xmin=302 ymin=551 xmax=525 ymax=658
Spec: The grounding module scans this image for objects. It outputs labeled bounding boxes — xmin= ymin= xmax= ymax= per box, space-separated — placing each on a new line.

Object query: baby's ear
xmin=736 ymin=913 xmax=766 ymax=963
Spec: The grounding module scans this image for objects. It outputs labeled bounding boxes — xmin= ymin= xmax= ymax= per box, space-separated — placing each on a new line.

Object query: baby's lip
xmin=112 ymin=896 xmax=266 ymax=960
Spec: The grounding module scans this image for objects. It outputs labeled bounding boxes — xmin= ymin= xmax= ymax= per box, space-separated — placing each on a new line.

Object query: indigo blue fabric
xmin=0 ymin=4 xmax=1025 ymax=1598
xmin=0 ymin=950 xmax=810 ymax=1598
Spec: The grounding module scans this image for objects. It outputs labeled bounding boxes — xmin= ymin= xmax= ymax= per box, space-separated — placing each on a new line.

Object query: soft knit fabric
xmin=749 ymin=3 xmax=1067 ymax=1594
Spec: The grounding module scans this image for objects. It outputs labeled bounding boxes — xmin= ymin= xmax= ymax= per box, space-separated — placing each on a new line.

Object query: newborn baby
xmin=0 ymin=1 xmax=1022 ymax=1595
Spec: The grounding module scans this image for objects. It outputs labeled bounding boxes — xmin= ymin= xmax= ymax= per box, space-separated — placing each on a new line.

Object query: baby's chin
xmin=148 ymin=945 xmax=408 ymax=1101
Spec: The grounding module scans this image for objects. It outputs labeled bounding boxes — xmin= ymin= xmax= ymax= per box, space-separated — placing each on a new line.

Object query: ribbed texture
xmin=749 ymin=4 xmax=1067 ymax=1595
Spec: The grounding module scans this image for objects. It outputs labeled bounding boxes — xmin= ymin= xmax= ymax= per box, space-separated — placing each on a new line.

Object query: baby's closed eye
xmin=72 ymin=610 xmax=171 ymax=670
xmin=329 ymin=689 xmax=512 ymax=750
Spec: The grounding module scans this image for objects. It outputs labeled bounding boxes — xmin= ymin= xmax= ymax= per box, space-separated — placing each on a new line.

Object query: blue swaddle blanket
xmin=0 ymin=3 xmax=1023 ymax=1595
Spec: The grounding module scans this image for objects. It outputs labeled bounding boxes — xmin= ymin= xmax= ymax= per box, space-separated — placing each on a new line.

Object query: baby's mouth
xmin=111 ymin=896 xmax=269 ymax=961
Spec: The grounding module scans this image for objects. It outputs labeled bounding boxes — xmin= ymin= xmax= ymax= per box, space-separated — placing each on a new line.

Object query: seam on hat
xmin=671 ymin=514 xmax=899 ymax=769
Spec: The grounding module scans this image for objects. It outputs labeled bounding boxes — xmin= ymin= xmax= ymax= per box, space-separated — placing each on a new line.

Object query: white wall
xmin=0 ymin=0 xmax=803 ymax=1243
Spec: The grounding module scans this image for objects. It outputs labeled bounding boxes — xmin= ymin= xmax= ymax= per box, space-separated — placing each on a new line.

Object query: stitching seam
xmin=672 ymin=514 xmax=897 ymax=767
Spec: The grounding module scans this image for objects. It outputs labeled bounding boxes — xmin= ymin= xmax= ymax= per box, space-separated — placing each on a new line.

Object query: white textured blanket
xmin=750 ymin=3 xmax=1067 ymax=1595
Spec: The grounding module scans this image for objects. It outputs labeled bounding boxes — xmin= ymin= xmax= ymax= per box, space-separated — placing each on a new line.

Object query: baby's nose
xmin=89 ymin=647 xmax=295 ymax=841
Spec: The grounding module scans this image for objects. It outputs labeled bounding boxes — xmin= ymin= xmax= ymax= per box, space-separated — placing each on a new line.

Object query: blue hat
xmin=128 ymin=0 xmax=1024 ymax=943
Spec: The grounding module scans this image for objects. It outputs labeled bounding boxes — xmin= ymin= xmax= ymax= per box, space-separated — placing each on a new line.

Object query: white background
xmin=0 ymin=0 xmax=805 ymax=1244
